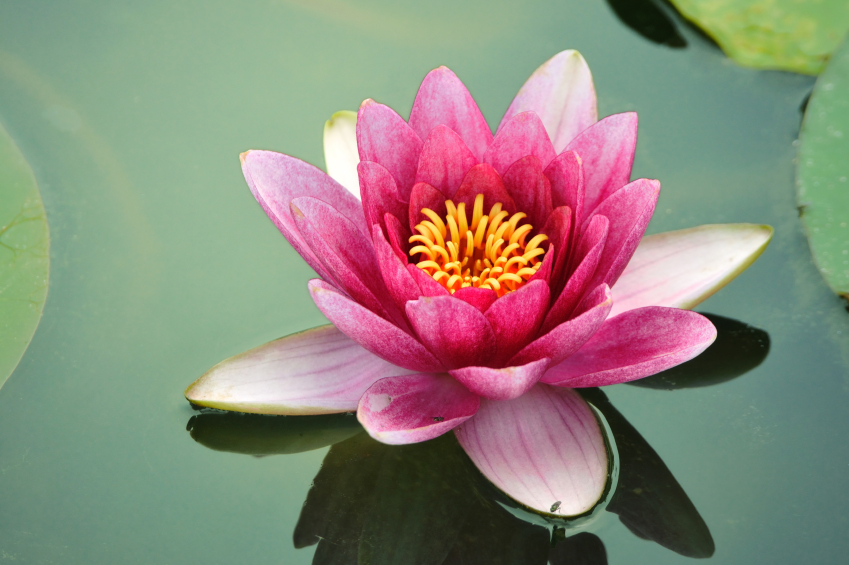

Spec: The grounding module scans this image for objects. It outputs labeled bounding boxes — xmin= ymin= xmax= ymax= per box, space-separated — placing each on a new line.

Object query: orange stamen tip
xmin=408 ymin=194 xmax=548 ymax=296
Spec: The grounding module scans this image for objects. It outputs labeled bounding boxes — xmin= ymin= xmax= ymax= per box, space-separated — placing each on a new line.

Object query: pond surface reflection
xmin=187 ymin=313 xmax=765 ymax=563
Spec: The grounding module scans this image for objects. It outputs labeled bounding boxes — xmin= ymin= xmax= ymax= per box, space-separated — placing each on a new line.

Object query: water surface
xmin=0 ymin=1 xmax=846 ymax=563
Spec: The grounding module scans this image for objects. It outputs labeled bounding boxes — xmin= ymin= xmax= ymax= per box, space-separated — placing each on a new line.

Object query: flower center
xmin=409 ymin=194 xmax=548 ymax=297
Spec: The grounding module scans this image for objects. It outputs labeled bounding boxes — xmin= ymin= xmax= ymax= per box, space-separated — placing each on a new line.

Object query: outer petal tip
xmin=307 ymin=279 xmax=329 ymax=295
xmin=184 ymin=379 xmax=204 ymax=404
xmin=182 ymin=370 xmax=217 ymax=407
xmin=326 ymin=110 xmax=357 ymax=125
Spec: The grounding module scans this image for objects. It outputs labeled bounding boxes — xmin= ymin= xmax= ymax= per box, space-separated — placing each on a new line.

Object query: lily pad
xmin=668 ymin=0 xmax=849 ymax=75
xmin=797 ymin=36 xmax=849 ymax=298
xmin=0 ymin=122 xmax=50 ymax=387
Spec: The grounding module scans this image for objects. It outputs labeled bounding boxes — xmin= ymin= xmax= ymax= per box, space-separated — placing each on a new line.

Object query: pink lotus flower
xmin=185 ymin=51 xmax=772 ymax=516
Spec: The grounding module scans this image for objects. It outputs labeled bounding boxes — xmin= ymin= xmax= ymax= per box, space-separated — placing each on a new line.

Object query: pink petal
xmin=384 ymin=212 xmax=412 ymax=262
xmin=499 ymin=50 xmax=597 ymax=154
xmin=407 ymin=263 xmax=451 ymax=297
xmin=406 ymin=296 xmax=496 ymax=369
xmin=408 ymin=67 xmax=493 ymax=162
xmin=565 ymin=112 xmax=638 ymax=214
xmin=184 ymin=325 xmax=415 ymax=414
xmin=585 ymin=178 xmax=660 ymax=290
xmin=452 ymin=286 xmax=498 ymax=313
xmin=541 ymin=215 xmax=608 ymax=334
xmin=529 ymin=243 xmax=554 ymax=284
xmin=449 ymin=358 xmax=549 ymax=400
xmin=292 ymin=196 xmax=391 ymax=319
xmin=452 ymin=163 xmax=517 ymax=215
xmin=358 ymin=161 xmax=408 ymax=236
xmin=323 ymin=110 xmax=360 ymax=197
xmin=502 ymin=156 xmax=553 ymax=230
xmin=309 ymin=279 xmax=443 ymax=372
xmin=357 ymin=373 xmax=480 ymax=445
xmin=610 ymin=224 xmax=774 ymax=317
xmin=414 ymin=125 xmax=479 ymax=199
xmin=410 ymin=67 xmax=492 ymax=161
xmin=484 ymin=280 xmax=550 ymax=366
xmin=545 ymin=152 xmax=587 ymax=300
xmin=545 ymin=150 xmax=584 ymax=229
xmin=408 ymin=182 xmax=447 ymax=234
xmin=542 ymin=307 xmax=717 ymax=387
xmin=241 ymin=150 xmax=366 ymax=283
xmin=455 ymin=385 xmax=608 ymax=516
xmin=484 ymin=112 xmax=557 ymax=176
xmin=357 ymin=99 xmax=423 ymax=200
xmin=540 ymin=206 xmax=572 ymax=295
xmin=373 ymin=224 xmax=421 ymax=313
xmin=509 ymin=284 xmax=612 ymax=366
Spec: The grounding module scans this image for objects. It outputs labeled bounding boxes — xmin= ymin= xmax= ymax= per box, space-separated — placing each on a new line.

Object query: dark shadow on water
xmin=628 ymin=313 xmax=770 ymax=390
xmin=549 ymin=532 xmax=608 ymax=565
xmin=294 ymin=433 xmax=487 ymax=564
xmin=186 ymin=411 xmax=362 ymax=455
xmin=580 ymin=388 xmax=715 ymax=558
xmin=605 ymin=0 xmax=687 ymax=48
xmin=190 ymin=401 xmax=715 ymax=563
xmin=605 ymin=0 xmax=728 ymax=53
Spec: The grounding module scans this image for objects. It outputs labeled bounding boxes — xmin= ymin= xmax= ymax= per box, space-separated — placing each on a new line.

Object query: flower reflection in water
xmin=186 ymin=314 xmax=769 ymax=564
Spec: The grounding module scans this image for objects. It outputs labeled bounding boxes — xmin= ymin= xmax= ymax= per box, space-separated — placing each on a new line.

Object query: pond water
xmin=0 ymin=0 xmax=847 ymax=563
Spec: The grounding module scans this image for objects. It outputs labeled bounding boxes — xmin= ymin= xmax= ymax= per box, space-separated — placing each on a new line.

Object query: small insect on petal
xmin=550 ymin=500 xmax=562 ymax=513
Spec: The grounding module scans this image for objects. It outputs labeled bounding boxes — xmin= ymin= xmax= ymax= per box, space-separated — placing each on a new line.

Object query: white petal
xmin=185 ymin=325 xmax=416 ymax=414
xmin=498 ymin=50 xmax=598 ymax=153
xmin=610 ymin=224 xmax=773 ymax=317
xmin=323 ymin=110 xmax=360 ymax=198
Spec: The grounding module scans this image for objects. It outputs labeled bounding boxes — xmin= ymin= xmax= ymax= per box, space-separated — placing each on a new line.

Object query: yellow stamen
xmin=457 ymin=203 xmax=468 ymax=240
xmin=408 ymin=194 xmax=548 ymax=297
xmin=416 ymin=260 xmax=441 ymax=272
xmin=409 ymin=234 xmax=435 ymax=247
xmin=421 ymin=221 xmax=444 ymax=248
xmin=447 ymin=216 xmax=460 ymax=249
xmin=525 ymin=234 xmax=549 ymax=252
xmin=421 ymin=209 xmax=447 ymax=238
xmin=472 ymin=194 xmax=484 ymax=229
xmin=509 ymin=224 xmax=533 ymax=246
xmin=410 ymin=245 xmax=435 ymax=261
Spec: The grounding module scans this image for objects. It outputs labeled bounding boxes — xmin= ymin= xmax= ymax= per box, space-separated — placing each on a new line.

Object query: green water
xmin=0 ymin=0 xmax=846 ymax=563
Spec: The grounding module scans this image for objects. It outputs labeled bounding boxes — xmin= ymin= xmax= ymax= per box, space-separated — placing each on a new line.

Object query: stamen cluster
xmin=409 ymin=194 xmax=548 ymax=297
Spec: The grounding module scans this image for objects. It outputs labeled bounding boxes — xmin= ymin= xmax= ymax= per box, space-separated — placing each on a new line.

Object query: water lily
xmin=185 ymin=50 xmax=772 ymax=516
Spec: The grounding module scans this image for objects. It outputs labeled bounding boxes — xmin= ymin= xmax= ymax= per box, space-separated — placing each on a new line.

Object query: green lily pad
xmin=797 ymin=36 xmax=849 ymax=298
xmin=0 ymin=122 xmax=50 ymax=387
xmin=668 ymin=0 xmax=849 ymax=75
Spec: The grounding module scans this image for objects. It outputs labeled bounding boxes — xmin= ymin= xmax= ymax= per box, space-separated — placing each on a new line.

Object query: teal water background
xmin=0 ymin=0 xmax=847 ymax=563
